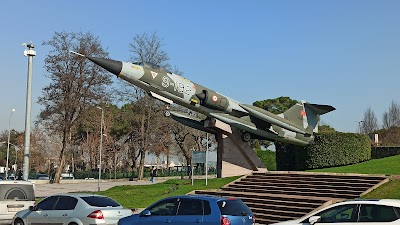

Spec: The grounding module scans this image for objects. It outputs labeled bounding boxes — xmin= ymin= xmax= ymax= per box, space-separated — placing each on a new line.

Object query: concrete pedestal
xmin=206 ymin=119 xmax=267 ymax=178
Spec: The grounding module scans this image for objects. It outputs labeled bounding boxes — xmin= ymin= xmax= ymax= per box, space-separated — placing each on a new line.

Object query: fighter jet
xmin=73 ymin=51 xmax=335 ymax=146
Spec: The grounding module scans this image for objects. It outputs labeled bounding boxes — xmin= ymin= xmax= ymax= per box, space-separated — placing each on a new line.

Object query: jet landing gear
xmin=164 ymin=104 xmax=171 ymax=117
xmin=241 ymin=132 xmax=252 ymax=142
xmin=164 ymin=110 xmax=171 ymax=117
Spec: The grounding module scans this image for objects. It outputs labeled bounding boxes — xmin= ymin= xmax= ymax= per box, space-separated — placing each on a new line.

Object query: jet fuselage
xmin=84 ymin=55 xmax=335 ymax=146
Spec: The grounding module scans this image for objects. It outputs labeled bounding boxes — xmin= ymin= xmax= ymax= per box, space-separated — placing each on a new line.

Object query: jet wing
xmin=239 ymin=104 xmax=307 ymax=135
xmin=170 ymin=111 xmax=216 ymax=134
xmin=209 ymin=113 xmax=278 ymax=140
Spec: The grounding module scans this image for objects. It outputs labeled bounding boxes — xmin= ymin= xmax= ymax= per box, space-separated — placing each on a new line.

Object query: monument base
xmin=205 ymin=119 xmax=267 ymax=178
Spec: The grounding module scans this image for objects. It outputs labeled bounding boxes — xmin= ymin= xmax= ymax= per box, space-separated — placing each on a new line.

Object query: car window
xmin=217 ymin=199 xmax=252 ymax=216
xmin=204 ymin=200 xmax=211 ymax=215
xmin=314 ymin=204 xmax=357 ymax=223
xmin=37 ymin=196 xmax=59 ymax=210
xmin=148 ymin=198 xmax=177 ymax=216
xmin=54 ymin=196 xmax=78 ymax=210
xmin=395 ymin=207 xmax=400 ymax=217
xmin=81 ymin=196 xmax=120 ymax=207
xmin=177 ymin=199 xmax=203 ymax=215
xmin=359 ymin=204 xmax=399 ymax=222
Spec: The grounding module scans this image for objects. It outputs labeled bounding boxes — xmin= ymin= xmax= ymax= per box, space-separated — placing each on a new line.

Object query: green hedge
xmin=255 ymin=149 xmax=276 ymax=171
xmin=276 ymin=132 xmax=371 ymax=170
xmin=371 ymin=146 xmax=400 ymax=159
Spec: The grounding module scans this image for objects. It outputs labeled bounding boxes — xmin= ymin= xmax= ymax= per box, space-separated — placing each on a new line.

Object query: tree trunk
xmin=138 ymin=114 xmax=146 ymax=180
xmin=167 ymin=154 xmax=170 ymax=175
xmin=54 ymin=127 xmax=69 ymax=183
xmin=54 ymin=155 xmax=65 ymax=183
xmin=138 ymin=150 xmax=146 ymax=180
xmin=71 ymin=154 xmax=75 ymax=173
xmin=184 ymin=154 xmax=191 ymax=167
xmin=114 ymin=151 xmax=117 ymax=179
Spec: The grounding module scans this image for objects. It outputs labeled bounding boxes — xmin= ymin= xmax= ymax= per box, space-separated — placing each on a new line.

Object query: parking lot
xmin=34 ymin=179 xmax=155 ymax=198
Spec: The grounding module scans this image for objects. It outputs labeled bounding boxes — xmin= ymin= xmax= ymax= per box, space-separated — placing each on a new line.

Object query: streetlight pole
xmin=205 ymin=133 xmax=208 ymax=186
xmin=96 ymin=106 xmax=104 ymax=191
xmin=23 ymin=42 xmax=36 ymax=180
xmin=14 ymin=144 xmax=18 ymax=167
xmin=6 ymin=109 xmax=15 ymax=179
xmin=358 ymin=121 xmax=364 ymax=134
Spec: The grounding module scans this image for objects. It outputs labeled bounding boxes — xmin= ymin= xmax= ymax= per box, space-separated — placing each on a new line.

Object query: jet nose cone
xmin=87 ymin=56 xmax=122 ymax=76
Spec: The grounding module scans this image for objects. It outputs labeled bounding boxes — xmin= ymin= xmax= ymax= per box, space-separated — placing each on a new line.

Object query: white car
xmin=0 ymin=180 xmax=35 ymax=225
xmin=272 ymin=199 xmax=400 ymax=225
xmin=60 ymin=173 xmax=74 ymax=180
xmin=12 ymin=193 xmax=132 ymax=225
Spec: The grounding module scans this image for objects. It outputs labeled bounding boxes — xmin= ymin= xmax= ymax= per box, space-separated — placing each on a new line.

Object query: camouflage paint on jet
xmin=118 ymin=61 xmax=247 ymax=116
xmin=81 ymin=54 xmax=335 ymax=146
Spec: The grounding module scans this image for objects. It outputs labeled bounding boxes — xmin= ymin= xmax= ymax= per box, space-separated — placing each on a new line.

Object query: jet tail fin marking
xmin=283 ymin=101 xmax=335 ymax=134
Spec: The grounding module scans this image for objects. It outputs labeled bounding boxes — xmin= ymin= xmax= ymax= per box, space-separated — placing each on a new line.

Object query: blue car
xmin=118 ymin=195 xmax=255 ymax=225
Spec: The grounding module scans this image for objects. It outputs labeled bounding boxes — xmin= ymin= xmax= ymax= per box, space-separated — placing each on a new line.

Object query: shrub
xmin=255 ymin=148 xmax=276 ymax=171
xmin=372 ymin=146 xmax=400 ymax=159
xmin=276 ymin=132 xmax=371 ymax=170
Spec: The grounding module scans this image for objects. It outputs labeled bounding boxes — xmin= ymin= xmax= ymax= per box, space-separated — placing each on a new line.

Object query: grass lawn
xmin=307 ymin=155 xmax=400 ymax=175
xmin=362 ymin=179 xmax=400 ymax=199
xmin=98 ymin=176 xmax=240 ymax=209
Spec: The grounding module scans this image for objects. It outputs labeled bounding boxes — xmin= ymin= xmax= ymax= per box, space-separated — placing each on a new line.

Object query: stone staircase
xmin=195 ymin=172 xmax=388 ymax=225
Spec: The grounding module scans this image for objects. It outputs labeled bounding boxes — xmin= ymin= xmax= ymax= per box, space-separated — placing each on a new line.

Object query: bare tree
xmin=38 ymin=31 xmax=112 ymax=183
xmin=115 ymin=31 xmax=171 ymax=180
xmin=74 ymin=105 xmax=118 ymax=174
xmin=129 ymin=32 xmax=170 ymax=67
xmin=360 ymin=107 xmax=378 ymax=134
xmin=169 ymin=107 xmax=208 ymax=166
xmin=135 ymin=96 xmax=166 ymax=180
xmin=171 ymin=122 xmax=192 ymax=165
xmin=379 ymin=127 xmax=400 ymax=146
xmin=382 ymin=100 xmax=400 ymax=129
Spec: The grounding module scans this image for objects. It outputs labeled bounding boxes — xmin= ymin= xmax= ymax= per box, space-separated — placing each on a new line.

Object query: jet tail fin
xmin=283 ymin=101 xmax=335 ymax=134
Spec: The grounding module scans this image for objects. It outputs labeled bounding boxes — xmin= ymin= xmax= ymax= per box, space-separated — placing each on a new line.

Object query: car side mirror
xmin=309 ymin=216 xmax=321 ymax=225
xmin=142 ymin=210 xmax=151 ymax=217
xmin=29 ymin=206 xmax=36 ymax=211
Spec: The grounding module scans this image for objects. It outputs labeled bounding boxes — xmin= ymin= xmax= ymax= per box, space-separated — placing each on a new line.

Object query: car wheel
xmin=14 ymin=218 xmax=24 ymax=225
xmin=68 ymin=223 xmax=78 ymax=225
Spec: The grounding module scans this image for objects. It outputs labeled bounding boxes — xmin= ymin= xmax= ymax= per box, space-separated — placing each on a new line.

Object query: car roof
xmin=0 ymin=180 xmax=33 ymax=185
xmin=163 ymin=195 xmax=240 ymax=202
xmin=340 ymin=199 xmax=400 ymax=207
xmin=55 ymin=193 xmax=108 ymax=198
xmin=295 ymin=199 xmax=400 ymax=222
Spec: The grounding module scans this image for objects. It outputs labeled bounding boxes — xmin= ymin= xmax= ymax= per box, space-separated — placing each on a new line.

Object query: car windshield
xmin=217 ymin=199 xmax=252 ymax=216
xmin=81 ymin=196 xmax=120 ymax=207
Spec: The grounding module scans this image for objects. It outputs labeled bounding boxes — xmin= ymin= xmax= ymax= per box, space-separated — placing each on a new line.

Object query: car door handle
xmin=165 ymin=219 xmax=171 ymax=223
xmin=63 ymin=213 xmax=68 ymax=216
xmin=195 ymin=219 xmax=201 ymax=223
xmin=43 ymin=214 xmax=49 ymax=217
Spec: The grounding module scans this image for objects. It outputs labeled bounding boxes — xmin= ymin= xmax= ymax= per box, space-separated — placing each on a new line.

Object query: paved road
xmin=34 ymin=179 xmax=156 ymax=198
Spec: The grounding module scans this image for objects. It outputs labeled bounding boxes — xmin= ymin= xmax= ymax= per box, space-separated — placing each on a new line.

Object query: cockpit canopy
xmin=134 ymin=61 xmax=171 ymax=73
